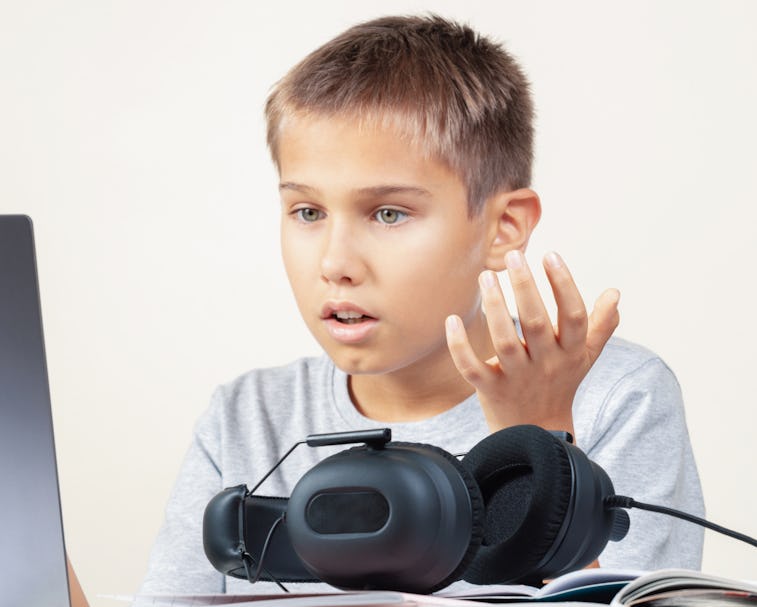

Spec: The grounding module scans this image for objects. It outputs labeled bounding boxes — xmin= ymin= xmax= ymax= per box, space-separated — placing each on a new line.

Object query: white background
xmin=1 ymin=1 xmax=756 ymax=604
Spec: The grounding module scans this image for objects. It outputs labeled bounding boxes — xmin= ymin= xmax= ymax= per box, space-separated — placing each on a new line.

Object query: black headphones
xmin=203 ymin=425 xmax=630 ymax=592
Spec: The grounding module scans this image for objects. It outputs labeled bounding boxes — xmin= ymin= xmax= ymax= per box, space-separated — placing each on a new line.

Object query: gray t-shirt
xmin=139 ymin=336 xmax=704 ymax=595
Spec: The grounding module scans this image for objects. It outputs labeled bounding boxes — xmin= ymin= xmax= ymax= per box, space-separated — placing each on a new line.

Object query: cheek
xmin=409 ymin=220 xmax=485 ymax=274
xmin=381 ymin=228 xmax=485 ymax=308
xmin=280 ymin=229 xmax=316 ymax=298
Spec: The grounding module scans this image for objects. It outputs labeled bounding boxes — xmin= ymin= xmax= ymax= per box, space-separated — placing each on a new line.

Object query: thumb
xmin=586 ymin=288 xmax=620 ymax=362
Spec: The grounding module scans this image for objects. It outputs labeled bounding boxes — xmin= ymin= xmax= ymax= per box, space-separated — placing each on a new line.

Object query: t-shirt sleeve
xmin=584 ymin=357 xmax=705 ymax=570
xmin=137 ymin=388 xmax=227 ymax=595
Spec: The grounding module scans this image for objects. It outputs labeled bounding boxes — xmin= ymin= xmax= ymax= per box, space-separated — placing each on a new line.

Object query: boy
xmin=138 ymin=14 xmax=704 ymax=594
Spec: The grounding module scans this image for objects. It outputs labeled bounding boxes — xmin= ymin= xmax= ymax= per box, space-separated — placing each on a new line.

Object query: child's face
xmin=278 ymin=115 xmax=492 ymax=377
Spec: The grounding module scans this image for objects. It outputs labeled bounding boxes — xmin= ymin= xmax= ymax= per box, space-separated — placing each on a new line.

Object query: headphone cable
xmin=240 ymin=515 xmax=289 ymax=592
xmin=605 ymin=495 xmax=757 ymax=548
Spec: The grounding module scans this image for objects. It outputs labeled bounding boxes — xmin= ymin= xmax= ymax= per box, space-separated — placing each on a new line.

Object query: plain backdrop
xmin=1 ymin=1 xmax=756 ymax=604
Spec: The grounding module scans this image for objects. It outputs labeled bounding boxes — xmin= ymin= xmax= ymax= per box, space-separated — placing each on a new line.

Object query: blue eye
xmin=296 ymin=208 xmax=323 ymax=222
xmin=375 ymin=208 xmax=408 ymax=225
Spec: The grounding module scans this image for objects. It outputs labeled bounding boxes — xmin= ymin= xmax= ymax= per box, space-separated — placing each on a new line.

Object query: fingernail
xmin=480 ymin=270 xmax=496 ymax=289
xmin=505 ymin=250 xmax=524 ymax=270
xmin=446 ymin=315 xmax=461 ymax=332
xmin=545 ymin=251 xmax=563 ymax=269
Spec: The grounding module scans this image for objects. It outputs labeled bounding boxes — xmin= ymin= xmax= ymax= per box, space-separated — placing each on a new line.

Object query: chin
xmin=329 ymin=353 xmax=388 ymax=376
xmin=316 ymin=330 xmax=449 ymax=377
xmin=323 ymin=345 xmax=404 ymax=376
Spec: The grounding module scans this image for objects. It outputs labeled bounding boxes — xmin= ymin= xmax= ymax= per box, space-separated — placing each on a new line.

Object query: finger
xmin=445 ymin=314 xmax=495 ymax=387
xmin=479 ymin=270 xmax=528 ymax=369
xmin=586 ymin=288 xmax=621 ymax=362
xmin=505 ymin=249 xmax=556 ymax=359
xmin=543 ymin=251 xmax=588 ymax=351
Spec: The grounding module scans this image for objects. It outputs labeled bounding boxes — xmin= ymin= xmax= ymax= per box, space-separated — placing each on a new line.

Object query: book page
xmin=610 ymin=569 xmax=757 ymax=607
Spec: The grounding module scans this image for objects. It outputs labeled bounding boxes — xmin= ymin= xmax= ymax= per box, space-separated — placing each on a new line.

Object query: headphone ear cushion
xmin=461 ymin=425 xmax=573 ymax=585
xmin=390 ymin=442 xmax=486 ymax=591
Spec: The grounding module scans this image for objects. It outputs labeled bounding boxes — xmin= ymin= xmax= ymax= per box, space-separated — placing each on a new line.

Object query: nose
xmin=320 ymin=220 xmax=367 ymax=285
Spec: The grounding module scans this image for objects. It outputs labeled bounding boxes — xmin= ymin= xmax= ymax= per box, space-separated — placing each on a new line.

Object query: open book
xmin=113 ymin=568 xmax=757 ymax=606
xmin=609 ymin=569 xmax=757 ymax=606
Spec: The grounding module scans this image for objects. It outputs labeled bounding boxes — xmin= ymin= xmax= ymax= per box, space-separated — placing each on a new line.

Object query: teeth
xmin=335 ymin=310 xmax=364 ymax=320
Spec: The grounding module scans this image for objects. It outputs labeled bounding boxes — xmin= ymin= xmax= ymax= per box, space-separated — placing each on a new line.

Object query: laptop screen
xmin=0 ymin=216 xmax=71 ymax=606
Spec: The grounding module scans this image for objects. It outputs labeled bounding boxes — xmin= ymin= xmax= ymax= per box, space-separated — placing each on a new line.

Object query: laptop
xmin=0 ymin=215 xmax=72 ymax=606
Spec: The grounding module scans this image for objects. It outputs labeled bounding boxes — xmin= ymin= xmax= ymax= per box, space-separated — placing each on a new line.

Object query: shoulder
xmin=587 ymin=335 xmax=678 ymax=389
xmin=194 ymin=355 xmax=335 ymax=443
xmin=191 ymin=355 xmax=339 ymax=486
xmin=578 ymin=335 xmax=680 ymax=407
xmin=574 ymin=336 xmax=683 ymax=447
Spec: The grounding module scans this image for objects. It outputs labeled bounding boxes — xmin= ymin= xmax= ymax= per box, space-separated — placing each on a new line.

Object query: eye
xmin=374 ymin=208 xmax=408 ymax=225
xmin=295 ymin=208 xmax=324 ymax=223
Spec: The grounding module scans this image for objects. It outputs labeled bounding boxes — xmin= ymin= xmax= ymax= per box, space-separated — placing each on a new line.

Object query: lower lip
xmin=323 ymin=317 xmax=378 ymax=344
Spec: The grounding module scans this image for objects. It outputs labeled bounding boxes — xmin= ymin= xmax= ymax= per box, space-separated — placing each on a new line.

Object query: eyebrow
xmin=279 ymin=182 xmax=433 ymax=198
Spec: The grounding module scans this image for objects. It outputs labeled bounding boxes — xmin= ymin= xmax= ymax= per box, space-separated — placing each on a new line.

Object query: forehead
xmin=276 ymin=113 xmax=464 ymax=198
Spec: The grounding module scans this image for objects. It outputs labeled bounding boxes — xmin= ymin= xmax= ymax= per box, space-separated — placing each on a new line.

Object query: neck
xmin=348 ymin=310 xmax=494 ymax=422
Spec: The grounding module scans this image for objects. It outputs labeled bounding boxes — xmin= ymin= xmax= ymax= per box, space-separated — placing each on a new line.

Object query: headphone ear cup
xmin=542 ymin=442 xmax=623 ymax=576
xmin=461 ymin=425 xmax=574 ymax=585
xmin=389 ymin=442 xmax=486 ymax=591
xmin=287 ymin=441 xmax=486 ymax=593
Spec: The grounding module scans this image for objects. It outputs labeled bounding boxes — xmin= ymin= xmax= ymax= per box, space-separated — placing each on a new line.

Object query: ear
xmin=484 ymin=188 xmax=541 ymax=271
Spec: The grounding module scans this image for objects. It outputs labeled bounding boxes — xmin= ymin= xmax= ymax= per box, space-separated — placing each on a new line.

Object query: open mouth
xmin=333 ymin=311 xmax=374 ymax=324
xmin=322 ymin=305 xmax=379 ymax=343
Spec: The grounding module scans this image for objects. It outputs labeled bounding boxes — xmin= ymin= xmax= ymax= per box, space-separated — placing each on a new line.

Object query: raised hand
xmin=445 ymin=250 xmax=620 ymax=437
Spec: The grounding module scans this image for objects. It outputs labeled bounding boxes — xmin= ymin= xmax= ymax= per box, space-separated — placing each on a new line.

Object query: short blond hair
xmin=265 ymin=14 xmax=534 ymax=215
